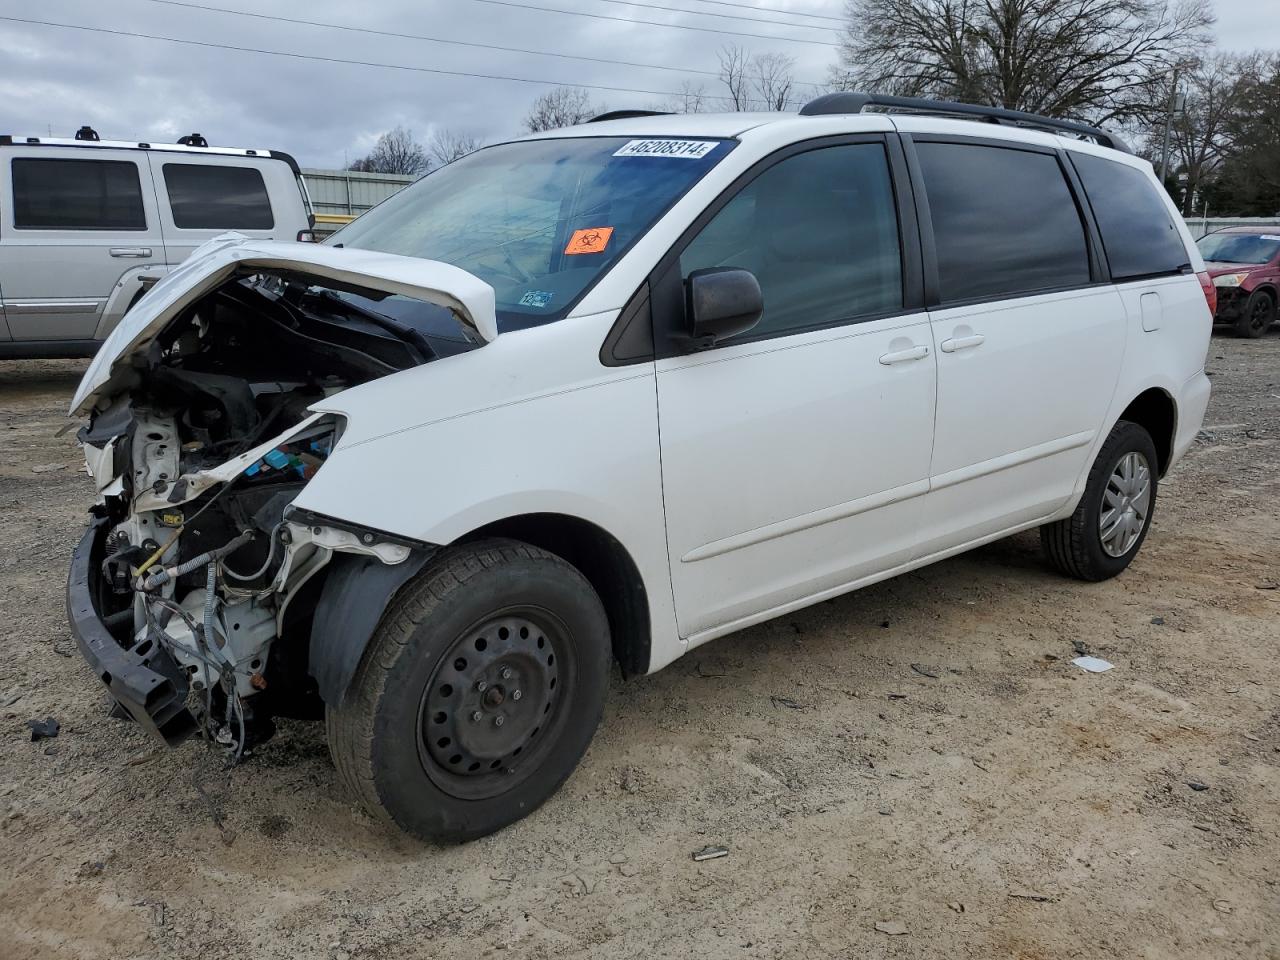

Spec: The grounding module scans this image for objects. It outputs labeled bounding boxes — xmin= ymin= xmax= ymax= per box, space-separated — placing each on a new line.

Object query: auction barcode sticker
xmin=613 ymin=139 xmax=718 ymax=159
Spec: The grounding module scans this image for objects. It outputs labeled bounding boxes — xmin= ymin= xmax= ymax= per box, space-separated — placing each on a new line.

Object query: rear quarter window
xmin=163 ymin=163 xmax=274 ymax=230
xmin=1071 ymin=154 xmax=1189 ymax=281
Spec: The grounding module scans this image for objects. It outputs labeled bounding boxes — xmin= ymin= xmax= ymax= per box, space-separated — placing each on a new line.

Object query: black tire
xmin=1233 ymin=289 xmax=1276 ymax=338
xmin=327 ymin=538 xmax=611 ymax=843
xmin=1040 ymin=420 xmax=1159 ymax=582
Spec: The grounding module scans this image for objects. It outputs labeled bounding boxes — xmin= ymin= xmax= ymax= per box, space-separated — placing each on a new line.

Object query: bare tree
xmin=348 ymin=126 xmax=431 ymax=176
xmin=719 ymin=45 xmax=754 ymax=111
xmin=1160 ymin=54 xmax=1248 ymax=213
xmin=1209 ymin=53 xmax=1280 ymax=216
xmin=753 ymin=52 xmax=797 ymax=111
xmin=831 ymin=0 xmax=1214 ymax=123
xmin=428 ymin=128 xmax=482 ymax=167
xmin=662 ymin=80 xmax=709 ymax=114
xmin=523 ymin=87 xmax=598 ymax=133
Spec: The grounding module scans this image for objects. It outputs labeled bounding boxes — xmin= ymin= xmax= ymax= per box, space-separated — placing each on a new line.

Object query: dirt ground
xmin=1 ymin=330 xmax=1277 ymax=960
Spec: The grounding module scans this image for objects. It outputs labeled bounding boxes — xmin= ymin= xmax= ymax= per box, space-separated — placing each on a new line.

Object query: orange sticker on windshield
xmin=565 ymin=227 xmax=614 ymax=255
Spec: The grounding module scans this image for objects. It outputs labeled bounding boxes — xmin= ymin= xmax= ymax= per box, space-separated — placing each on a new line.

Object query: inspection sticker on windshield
xmin=613 ymin=139 xmax=717 ymax=159
xmin=518 ymin=290 xmax=554 ymax=308
xmin=565 ymin=227 xmax=614 ymax=255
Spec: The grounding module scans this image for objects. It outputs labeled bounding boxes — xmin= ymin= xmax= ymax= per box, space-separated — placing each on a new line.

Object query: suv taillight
xmin=1197 ymin=271 xmax=1217 ymax=317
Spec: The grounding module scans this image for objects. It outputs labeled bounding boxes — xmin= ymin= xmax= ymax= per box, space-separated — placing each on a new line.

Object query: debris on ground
xmin=1008 ymin=890 xmax=1055 ymax=902
xmin=1072 ymin=656 xmax=1114 ymax=673
xmin=947 ymin=901 xmax=966 ymax=913
xmin=30 ymin=463 xmax=66 ymax=474
xmin=1071 ymin=639 xmax=1091 ymax=656
xmin=617 ymin=767 xmax=641 ymax=794
xmin=875 ymin=920 xmax=909 ymax=935
xmin=770 ymin=695 xmax=803 ymax=710
xmin=692 ymin=845 xmax=729 ymax=862
xmin=1151 ymin=616 xmax=1166 ymax=626
xmin=1187 ymin=781 xmax=1209 ymax=792
xmin=25 ymin=717 xmax=59 ymax=741
xmin=910 ymin=663 xmax=940 ymax=679
xmin=76 ymin=860 xmax=105 ymax=879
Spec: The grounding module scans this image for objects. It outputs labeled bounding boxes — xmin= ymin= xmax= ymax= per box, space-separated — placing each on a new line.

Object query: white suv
xmin=66 ymin=95 xmax=1213 ymax=842
xmin=0 ymin=127 xmax=312 ymax=358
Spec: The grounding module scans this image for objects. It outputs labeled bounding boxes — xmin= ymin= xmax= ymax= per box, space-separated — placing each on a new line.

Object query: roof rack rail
xmin=798 ymin=92 xmax=1131 ymax=154
xmin=587 ymin=110 xmax=671 ymax=123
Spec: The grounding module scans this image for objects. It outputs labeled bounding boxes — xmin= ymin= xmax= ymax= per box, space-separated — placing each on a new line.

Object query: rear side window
xmin=1072 ymin=154 xmax=1189 ymax=280
xmin=679 ymin=142 xmax=903 ymax=341
xmin=915 ymin=142 xmax=1090 ymax=303
xmin=11 ymin=158 xmax=146 ymax=230
xmin=162 ymin=163 xmax=274 ymax=229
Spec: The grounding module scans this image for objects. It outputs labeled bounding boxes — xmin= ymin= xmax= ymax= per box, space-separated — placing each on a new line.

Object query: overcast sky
xmin=0 ymin=0 xmax=1275 ymax=169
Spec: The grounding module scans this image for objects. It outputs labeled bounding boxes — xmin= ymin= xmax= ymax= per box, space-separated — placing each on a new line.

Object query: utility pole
xmin=1159 ymin=66 xmax=1181 ymax=184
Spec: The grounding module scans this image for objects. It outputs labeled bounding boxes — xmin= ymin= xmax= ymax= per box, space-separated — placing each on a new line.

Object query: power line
xmin=586 ymin=0 xmax=833 ymax=30
xmin=133 ymin=0 xmax=828 ymax=87
xmin=463 ymin=0 xmax=843 ymax=46
xmin=672 ymin=0 xmax=844 ymax=23
xmin=136 ymin=0 xmax=720 ymax=80
xmin=0 ymin=16 xmax=818 ymax=102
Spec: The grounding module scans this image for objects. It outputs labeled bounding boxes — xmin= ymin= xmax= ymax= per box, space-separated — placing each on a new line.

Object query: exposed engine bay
xmin=76 ymin=268 xmax=474 ymax=757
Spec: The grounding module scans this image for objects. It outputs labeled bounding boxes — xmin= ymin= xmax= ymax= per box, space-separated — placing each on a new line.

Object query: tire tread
xmin=327 ymin=540 xmax=562 ymax=828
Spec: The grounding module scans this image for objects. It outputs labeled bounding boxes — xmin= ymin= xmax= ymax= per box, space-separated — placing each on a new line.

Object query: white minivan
xmin=0 ymin=127 xmax=312 ymax=358
xmin=66 ymin=95 xmax=1213 ymax=843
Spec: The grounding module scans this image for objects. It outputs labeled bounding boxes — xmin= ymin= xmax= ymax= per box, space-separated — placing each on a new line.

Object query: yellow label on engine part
xmin=159 ymin=511 xmax=184 ymax=528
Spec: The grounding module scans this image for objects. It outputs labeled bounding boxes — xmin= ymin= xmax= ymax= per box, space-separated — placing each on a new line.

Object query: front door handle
xmin=940 ymin=333 xmax=985 ymax=353
xmin=879 ymin=344 xmax=929 ymax=365
xmin=109 ymin=247 xmax=152 ymax=258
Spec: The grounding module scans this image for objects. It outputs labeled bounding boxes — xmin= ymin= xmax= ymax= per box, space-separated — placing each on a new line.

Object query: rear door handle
xmin=110 ymin=247 xmax=152 ymax=258
xmin=878 ymin=344 xmax=929 ymax=365
xmin=940 ymin=334 xmax=985 ymax=353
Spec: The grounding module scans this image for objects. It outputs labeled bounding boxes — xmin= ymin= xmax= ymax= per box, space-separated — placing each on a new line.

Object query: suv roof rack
xmin=0 ymin=135 xmax=303 ymax=175
xmin=799 ymin=92 xmax=1131 ymax=154
xmin=588 ymin=110 xmax=671 ymax=123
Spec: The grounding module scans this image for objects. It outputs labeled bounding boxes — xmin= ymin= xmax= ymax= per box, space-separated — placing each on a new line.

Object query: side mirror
xmin=684 ymin=267 xmax=763 ymax=349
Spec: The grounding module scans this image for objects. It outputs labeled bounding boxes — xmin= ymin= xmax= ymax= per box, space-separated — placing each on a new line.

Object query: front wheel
xmin=1040 ymin=420 xmax=1158 ymax=582
xmin=327 ymin=539 xmax=611 ymax=842
xmin=1234 ymin=289 xmax=1276 ymax=338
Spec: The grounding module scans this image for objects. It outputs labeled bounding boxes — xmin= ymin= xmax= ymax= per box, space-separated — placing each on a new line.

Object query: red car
xmin=1196 ymin=226 xmax=1280 ymax=338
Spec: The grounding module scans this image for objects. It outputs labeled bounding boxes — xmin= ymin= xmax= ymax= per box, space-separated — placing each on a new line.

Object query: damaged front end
xmin=67 ymin=237 xmax=494 ymax=757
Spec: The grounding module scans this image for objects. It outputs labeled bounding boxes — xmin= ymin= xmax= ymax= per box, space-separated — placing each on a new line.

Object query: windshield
xmin=1197 ymin=232 xmax=1280 ymax=265
xmin=329 ymin=136 xmax=734 ymax=330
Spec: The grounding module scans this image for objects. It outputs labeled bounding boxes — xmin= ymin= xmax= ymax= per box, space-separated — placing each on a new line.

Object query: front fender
xmin=309 ymin=549 xmax=434 ymax=705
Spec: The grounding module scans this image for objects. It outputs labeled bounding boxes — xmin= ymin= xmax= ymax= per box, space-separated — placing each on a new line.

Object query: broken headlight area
xmin=88 ymin=415 xmax=356 ymax=760
xmin=74 ymin=268 xmax=452 ymax=759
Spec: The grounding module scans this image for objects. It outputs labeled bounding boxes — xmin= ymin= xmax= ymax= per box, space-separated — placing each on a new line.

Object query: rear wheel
xmin=1234 ymin=289 xmax=1275 ymax=338
xmin=327 ymin=539 xmax=611 ymax=842
xmin=1040 ymin=420 xmax=1158 ymax=582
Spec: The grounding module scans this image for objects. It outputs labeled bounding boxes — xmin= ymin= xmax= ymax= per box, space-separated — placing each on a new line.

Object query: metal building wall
xmin=301 ymin=168 xmax=418 ymax=217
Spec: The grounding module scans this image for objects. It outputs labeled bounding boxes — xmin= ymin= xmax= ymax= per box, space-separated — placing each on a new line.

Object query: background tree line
xmin=354 ymin=0 xmax=1279 ymax=216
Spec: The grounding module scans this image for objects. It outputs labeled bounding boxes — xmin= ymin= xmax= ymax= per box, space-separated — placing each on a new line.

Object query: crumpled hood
xmin=70 ymin=233 xmax=498 ymax=416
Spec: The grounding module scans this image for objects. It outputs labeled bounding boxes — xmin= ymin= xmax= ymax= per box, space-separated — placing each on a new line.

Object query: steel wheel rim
xmin=1099 ymin=450 xmax=1152 ymax=557
xmin=1250 ymin=296 xmax=1271 ymax=332
xmin=416 ymin=607 xmax=570 ymax=800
